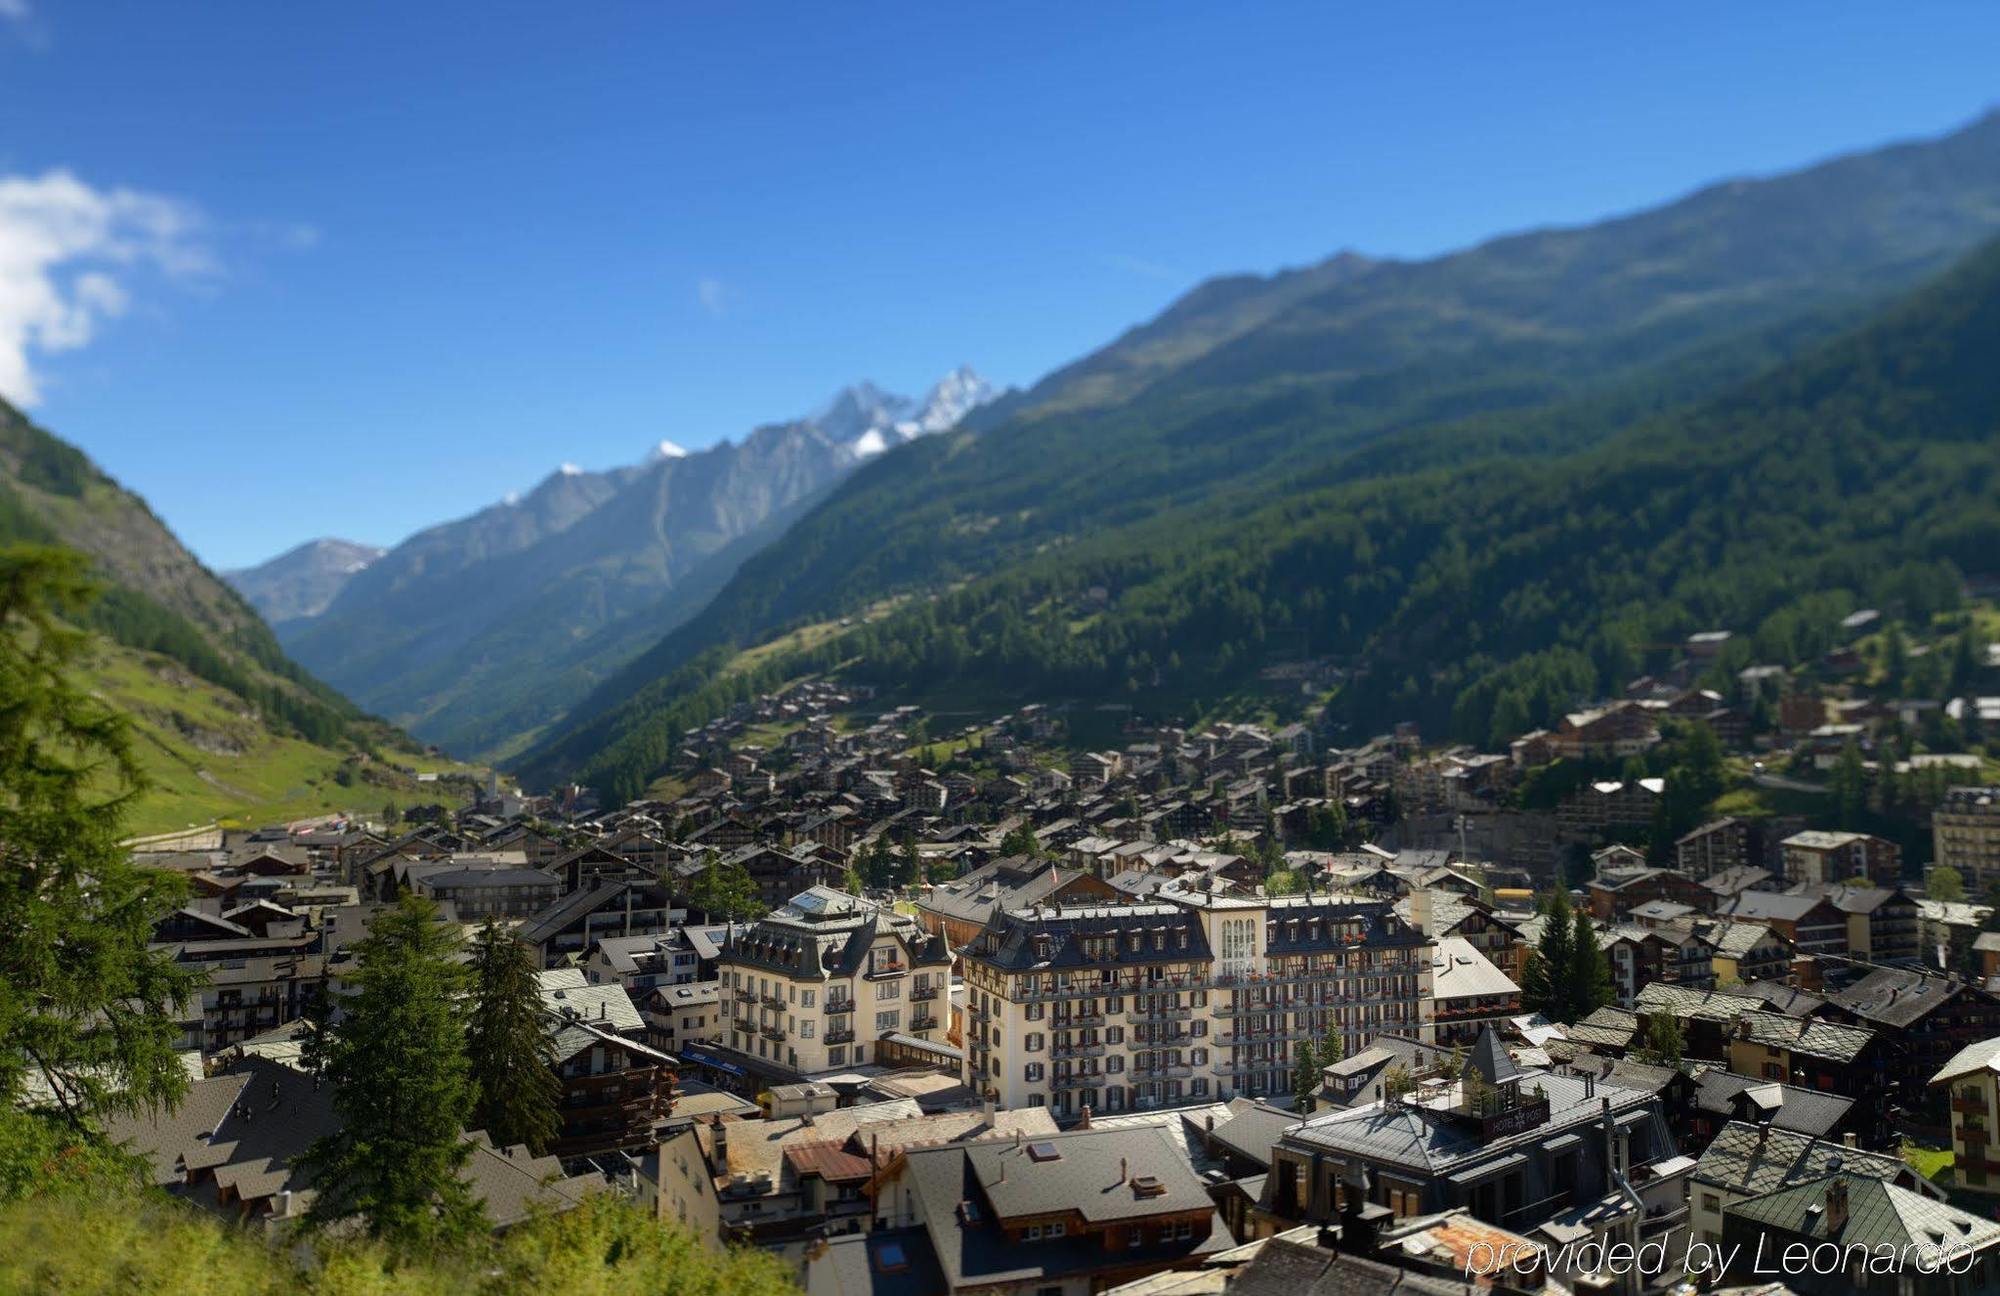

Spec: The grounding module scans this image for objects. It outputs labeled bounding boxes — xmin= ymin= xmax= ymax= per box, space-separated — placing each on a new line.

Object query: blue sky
xmin=3 ymin=3 xmax=1998 ymax=569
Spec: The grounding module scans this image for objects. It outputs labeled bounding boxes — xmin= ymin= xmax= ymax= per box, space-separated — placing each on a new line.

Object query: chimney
xmin=711 ymin=1113 xmax=729 ymax=1164
xmin=1843 ymin=1132 xmax=1858 ymax=1149
xmin=1825 ymin=1177 xmax=1849 ymax=1235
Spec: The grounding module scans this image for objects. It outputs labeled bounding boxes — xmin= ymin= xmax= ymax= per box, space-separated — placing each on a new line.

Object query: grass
xmin=1902 ymin=1140 xmax=1955 ymax=1182
xmin=86 ymin=640 xmax=474 ymax=835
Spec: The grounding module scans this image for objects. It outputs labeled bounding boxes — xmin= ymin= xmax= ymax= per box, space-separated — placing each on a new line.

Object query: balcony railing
xmin=1051 ymin=1043 xmax=1106 ymax=1060
xmin=824 ymin=1028 xmax=855 ymax=1044
xmin=760 ymin=1026 xmax=784 ymax=1042
xmin=826 ymin=997 xmax=856 ymax=1014
xmin=910 ymin=1013 xmax=939 ymax=1032
xmin=760 ymin=993 xmax=786 ymax=1009
xmin=909 ymin=984 xmax=939 ymax=1001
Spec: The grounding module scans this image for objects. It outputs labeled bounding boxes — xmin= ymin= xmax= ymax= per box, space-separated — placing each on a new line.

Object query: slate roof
xmin=1567 ymin=1006 xmax=1639 ymax=1050
xmin=1693 ymin=1073 xmax=1853 ymax=1137
xmin=1633 ymin=982 xmax=1764 ymax=1023
xmin=1703 ymin=921 xmax=1785 ymax=962
xmin=1726 ymin=1172 xmax=1999 ymax=1252
xmin=1690 ymin=1121 xmax=1926 ymax=1199
xmin=1828 ymin=967 xmax=1983 ymax=1030
xmin=1226 ymin=1235 xmax=1477 ymax=1296
xmin=1734 ymin=1010 xmax=1874 ymax=1064
xmin=898 ymin=1125 xmax=1231 ymax=1290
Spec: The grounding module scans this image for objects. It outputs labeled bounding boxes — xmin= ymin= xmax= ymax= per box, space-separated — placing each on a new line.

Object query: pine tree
xmin=466 ymin=923 xmax=559 ymax=1156
xmin=0 ymin=546 xmax=202 ymax=1128
xmin=1567 ymin=908 xmax=1615 ymax=1020
xmin=1292 ymin=1040 xmax=1320 ymax=1113
xmin=300 ymin=894 xmax=483 ymax=1249
xmin=1532 ymin=890 xmax=1574 ymax=1020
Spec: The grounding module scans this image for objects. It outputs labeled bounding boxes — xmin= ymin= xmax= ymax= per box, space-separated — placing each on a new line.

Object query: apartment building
xmin=1936 ymin=786 xmax=2000 ymax=894
xmin=957 ymin=887 xmax=1435 ymax=1119
xmin=716 ymin=886 xmax=951 ymax=1077
xmin=1779 ymin=830 xmax=1901 ymax=887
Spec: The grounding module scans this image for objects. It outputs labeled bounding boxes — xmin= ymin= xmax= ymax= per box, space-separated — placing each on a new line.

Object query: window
xmin=1192 ymin=1079 xmax=1209 ymax=1097
xmin=1025 ymin=1063 xmax=1045 ymax=1082
xmin=828 ymin=1046 xmax=846 ymax=1066
xmin=1108 ymin=1056 xmax=1124 ymax=1074
xmin=876 ymin=1010 xmax=900 ymax=1031
xmin=1701 ymin=1194 xmax=1720 ymax=1212
xmin=879 ymin=981 xmax=901 ymax=1001
xmin=1108 ymin=1026 xmax=1124 ymax=1044
xmin=800 ymin=1021 xmax=815 ymax=1039
xmin=802 ymin=989 xmax=815 ymax=1007
xmin=1026 ymin=1033 xmax=1044 ymax=1052
xmin=1026 ymin=1002 xmax=1044 ymax=1021
xmin=1048 ymin=1222 xmax=1065 ymax=1238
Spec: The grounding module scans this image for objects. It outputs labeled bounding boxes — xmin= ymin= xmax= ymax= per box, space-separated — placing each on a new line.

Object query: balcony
xmin=1051 ymin=1042 xmax=1106 ymax=1060
xmin=824 ymin=1028 xmax=855 ymax=1044
xmin=1955 ymin=1094 xmax=1988 ymax=1116
xmin=1215 ymin=1059 xmax=1281 ymax=1077
xmin=1131 ymin=1063 xmax=1193 ymax=1080
xmin=911 ymin=1013 xmax=939 ymax=1032
xmin=1050 ymin=1072 xmax=1106 ymax=1091
xmin=1054 ymin=1009 xmax=1107 ymax=1028
xmin=732 ymin=1017 xmax=756 ymax=1035
xmin=760 ymin=993 xmax=786 ymax=1009
xmin=866 ymin=962 xmax=907 ymax=980
xmin=909 ymin=984 xmax=940 ymax=1002
xmin=760 ymin=1026 xmax=785 ymax=1042
xmin=1126 ymin=1006 xmax=1193 ymax=1024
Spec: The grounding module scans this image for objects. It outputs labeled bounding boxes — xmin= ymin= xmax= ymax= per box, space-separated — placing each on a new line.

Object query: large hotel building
xmin=958 ymin=885 xmax=1437 ymax=1118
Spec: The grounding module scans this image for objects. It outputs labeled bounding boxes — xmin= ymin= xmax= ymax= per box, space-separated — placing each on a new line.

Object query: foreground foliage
xmin=0 ymin=1182 xmax=798 ymax=1296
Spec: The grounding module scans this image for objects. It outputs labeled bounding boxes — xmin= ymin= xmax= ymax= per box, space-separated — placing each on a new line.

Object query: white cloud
xmin=696 ymin=276 xmax=730 ymax=317
xmin=0 ymin=169 xmax=211 ymax=405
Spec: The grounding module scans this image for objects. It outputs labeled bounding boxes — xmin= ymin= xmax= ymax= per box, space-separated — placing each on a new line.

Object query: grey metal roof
xmin=1285 ymin=1067 xmax=1652 ymax=1174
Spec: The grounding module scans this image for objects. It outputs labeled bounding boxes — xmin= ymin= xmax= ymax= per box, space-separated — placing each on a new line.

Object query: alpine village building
xmin=716 ymin=886 xmax=953 ymax=1076
xmin=957 ymin=882 xmax=1436 ymax=1118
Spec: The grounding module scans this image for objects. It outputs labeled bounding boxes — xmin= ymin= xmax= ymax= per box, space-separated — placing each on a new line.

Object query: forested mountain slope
xmin=520 ymin=112 xmax=2000 ymax=795
xmin=529 ymin=231 xmax=2000 ymax=802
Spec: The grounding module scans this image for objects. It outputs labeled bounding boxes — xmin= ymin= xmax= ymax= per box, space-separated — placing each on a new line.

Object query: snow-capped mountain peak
xmin=897 ymin=363 xmax=996 ymax=437
xmin=648 ymin=439 xmax=690 ymax=462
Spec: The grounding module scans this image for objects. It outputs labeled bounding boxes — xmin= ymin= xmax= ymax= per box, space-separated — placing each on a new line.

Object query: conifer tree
xmin=0 ymin=546 xmax=202 ymax=1128
xmin=1292 ymin=1040 xmax=1320 ymax=1113
xmin=466 ymin=923 xmax=559 ymax=1156
xmin=1530 ymin=890 xmax=1574 ymax=1020
xmin=1567 ymin=907 xmax=1615 ymax=1019
xmin=301 ymin=895 xmax=482 ymax=1249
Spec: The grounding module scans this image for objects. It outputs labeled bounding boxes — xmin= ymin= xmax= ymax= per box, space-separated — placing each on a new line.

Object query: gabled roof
xmin=1693 ymin=1073 xmax=1853 ymax=1137
xmin=1725 ymin=1172 xmax=1998 ymax=1253
xmin=1734 ymin=1010 xmax=1874 ymax=1064
xmin=1692 ymin=1120 xmax=1928 ymax=1199
xmin=1931 ymin=1035 xmax=2000 ymax=1086
xmin=1828 ymin=967 xmax=1986 ymax=1030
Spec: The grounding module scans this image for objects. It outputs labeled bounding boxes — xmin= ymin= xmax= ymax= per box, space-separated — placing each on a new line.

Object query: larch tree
xmin=0 ymin=546 xmax=202 ymax=1130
